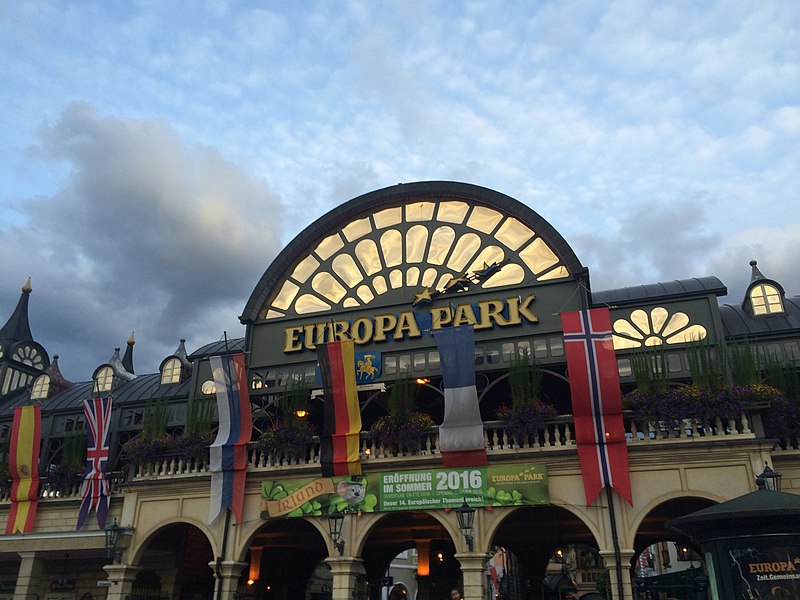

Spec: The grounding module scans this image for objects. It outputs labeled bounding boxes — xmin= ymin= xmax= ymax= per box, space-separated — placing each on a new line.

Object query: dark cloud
xmin=0 ymin=102 xmax=283 ymax=380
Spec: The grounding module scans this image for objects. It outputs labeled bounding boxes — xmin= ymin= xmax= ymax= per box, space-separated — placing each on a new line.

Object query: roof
xmin=666 ymin=487 xmax=800 ymax=540
xmin=720 ymin=296 xmax=800 ymax=338
xmin=188 ymin=337 xmax=245 ymax=360
xmin=592 ymin=277 xmax=727 ymax=307
xmin=240 ymin=181 xmax=588 ymax=323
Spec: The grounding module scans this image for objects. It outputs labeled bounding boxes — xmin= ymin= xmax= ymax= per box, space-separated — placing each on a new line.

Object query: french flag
xmin=208 ymin=352 xmax=252 ymax=524
xmin=433 ymin=325 xmax=487 ymax=467
xmin=561 ymin=308 xmax=632 ymax=506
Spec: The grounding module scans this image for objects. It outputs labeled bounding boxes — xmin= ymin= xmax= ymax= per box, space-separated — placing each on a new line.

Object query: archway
xmin=491 ymin=505 xmax=599 ymax=600
xmin=360 ymin=511 xmax=458 ymax=600
xmin=632 ymin=497 xmax=715 ymax=600
xmin=240 ymin=516 xmax=330 ymax=599
xmin=133 ymin=522 xmax=215 ymax=600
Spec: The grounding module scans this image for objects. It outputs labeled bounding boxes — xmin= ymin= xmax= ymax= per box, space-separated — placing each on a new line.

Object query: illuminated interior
xmin=262 ymin=201 xmax=568 ymax=319
xmin=611 ymin=307 xmax=708 ymax=350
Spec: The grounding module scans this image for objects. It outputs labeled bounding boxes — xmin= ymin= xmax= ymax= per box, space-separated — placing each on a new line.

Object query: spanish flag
xmin=318 ymin=340 xmax=362 ymax=477
xmin=5 ymin=405 xmax=42 ymax=534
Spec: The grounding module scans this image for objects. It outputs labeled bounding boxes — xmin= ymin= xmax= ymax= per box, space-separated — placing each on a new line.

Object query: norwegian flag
xmin=76 ymin=396 xmax=113 ymax=530
xmin=561 ymin=308 xmax=632 ymax=506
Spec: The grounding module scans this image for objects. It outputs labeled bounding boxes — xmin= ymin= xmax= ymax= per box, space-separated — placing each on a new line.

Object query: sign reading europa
xmin=283 ymin=294 xmax=539 ymax=353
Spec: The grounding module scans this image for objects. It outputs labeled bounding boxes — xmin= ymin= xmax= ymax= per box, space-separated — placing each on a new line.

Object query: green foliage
xmin=275 ymin=375 xmax=310 ymax=427
xmin=727 ymin=341 xmax=760 ymax=386
xmin=686 ymin=338 xmax=727 ymax=388
xmin=508 ymin=348 xmax=541 ymax=407
xmin=388 ymin=373 xmax=417 ymax=419
xmin=142 ymin=398 xmax=170 ymax=438
xmin=62 ymin=431 xmax=85 ymax=466
xmin=185 ymin=395 xmax=215 ymax=436
xmin=631 ymin=346 xmax=670 ymax=393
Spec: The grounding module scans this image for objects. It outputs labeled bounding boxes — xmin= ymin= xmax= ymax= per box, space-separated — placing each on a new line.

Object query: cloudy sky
xmin=1 ymin=1 xmax=798 ymax=379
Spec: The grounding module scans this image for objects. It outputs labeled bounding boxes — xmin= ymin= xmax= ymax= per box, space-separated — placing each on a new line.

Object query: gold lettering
xmin=333 ymin=320 xmax=350 ymax=341
xmin=304 ymin=323 xmax=317 ymax=350
xmin=453 ymin=303 xmax=478 ymax=326
xmin=284 ymin=326 xmax=303 ymax=352
xmin=315 ymin=323 xmax=328 ymax=346
xmin=351 ymin=318 xmax=373 ymax=344
xmin=430 ymin=306 xmax=452 ymax=329
xmin=477 ymin=299 xmax=508 ymax=329
xmin=518 ymin=294 xmax=539 ymax=323
xmin=395 ymin=311 xmax=421 ymax=340
xmin=373 ymin=314 xmax=398 ymax=342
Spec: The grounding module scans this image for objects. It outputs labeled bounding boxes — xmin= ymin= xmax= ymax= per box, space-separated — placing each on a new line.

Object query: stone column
xmin=454 ymin=552 xmax=487 ymax=600
xmin=103 ymin=563 xmax=141 ymax=600
xmin=208 ymin=559 xmax=247 ymax=600
xmin=326 ymin=556 xmax=366 ymax=600
xmin=14 ymin=552 xmax=44 ymax=600
xmin=599 ymin=549 xmax=635 ymax=600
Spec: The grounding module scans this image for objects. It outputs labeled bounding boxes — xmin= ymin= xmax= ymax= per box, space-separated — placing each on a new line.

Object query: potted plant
xmin=497 ymin=350 xmax=557 ymax=446
xmin=121 ymin=397 xmax=173 ymax=467
xmin=370 ymin=376 xmax=435 ymax=454
xmin=256 ymin=377 xmax=315 ymax=462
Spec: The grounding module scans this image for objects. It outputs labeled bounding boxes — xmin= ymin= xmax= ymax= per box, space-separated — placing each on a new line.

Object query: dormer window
xmin=31 ymin=374 xmax=50 ymax=400
xmin=161 ymin=357 xmax=182 ymax=384
xmin=94 ymin=366 xmax=114 ymax=394
xmin=201 ymin=380 xmax=216 ymax=395
xmin=750 ymin=283 xmax=784 ymax=316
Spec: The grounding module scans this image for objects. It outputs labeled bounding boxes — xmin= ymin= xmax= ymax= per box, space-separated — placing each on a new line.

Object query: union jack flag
xmin=76 ymin=396 xmax=112 ymax=530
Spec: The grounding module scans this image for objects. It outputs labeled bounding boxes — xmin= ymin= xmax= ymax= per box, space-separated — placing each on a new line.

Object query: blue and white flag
xmin=432 ymin=325 xmax=487 ymax=467
xmin=207 ymin=352 xmax=252 ymax=525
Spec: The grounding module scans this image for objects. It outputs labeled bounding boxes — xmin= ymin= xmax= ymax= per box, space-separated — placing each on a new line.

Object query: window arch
xmin=94 ymin=366 xmax=114 ymax=394
xmin=750 ymin=283 xmax=784 ymax=316
xmin=31 ymin=374 xmax=51 ymax=400
xmin=161 ymin=357 xmax=182 ymax=384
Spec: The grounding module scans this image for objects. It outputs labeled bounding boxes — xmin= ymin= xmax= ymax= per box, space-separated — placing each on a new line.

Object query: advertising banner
xmin=260 ymin=464 xmax=547 ymax=519
xmin=723 ymin=539 xmax=800 ymax=599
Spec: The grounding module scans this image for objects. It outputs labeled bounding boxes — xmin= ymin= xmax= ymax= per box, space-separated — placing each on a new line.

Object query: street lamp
xmin=757 ymin=463 xmax=782 ymax=491
xmin=327 ymin=509 xmax=345 ymax=555
xmin=104 ymin=519 xmax=122 ymax=563
xmin=455 ymin=500 xmax=475 ymax=551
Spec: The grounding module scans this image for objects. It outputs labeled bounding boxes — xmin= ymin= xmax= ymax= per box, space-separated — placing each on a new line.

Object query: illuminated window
xmin=201 ymin=380 xmax=216 ymax=395
xmin=31 ymin=374 xmax=50 ymax=400
xmin=94 ymin=366 xmax=114 ymax=394
xmin=160 ymin=358 xmax=182 ymax=384
xmin=612 ymin=307 xmax=707 ymax=350
xmin=750 ymin=284 xmax=784 ymax=315
xmin=261 ymin=199 xmax=570 ymax=318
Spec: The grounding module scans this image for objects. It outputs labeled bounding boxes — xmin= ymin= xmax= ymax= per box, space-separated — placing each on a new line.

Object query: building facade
xmin=0 ymin=181 xmax=798 ymax=600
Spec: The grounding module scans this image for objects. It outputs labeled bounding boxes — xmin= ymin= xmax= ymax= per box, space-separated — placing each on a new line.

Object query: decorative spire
xmin=44 ymin=354 xmax=75 ymax=395
xmin=109 ymin=346 xmax=136 ymax=382
xmin=174 ymin=338 xmax=192 ymax=368
xmin=122 ymin=331 xmax=135 ymax=374
xmin=0 ymin=277 xmax=34 ymax=347
xmin=749 ymin=260 xmax=767 ymax=283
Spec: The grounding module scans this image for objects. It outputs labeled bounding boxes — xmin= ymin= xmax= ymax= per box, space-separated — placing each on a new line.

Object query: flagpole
xmin=577 ymin=276 xmax=625 ymax=600
xmin=215 ymin=332 xmax=233 ymax=600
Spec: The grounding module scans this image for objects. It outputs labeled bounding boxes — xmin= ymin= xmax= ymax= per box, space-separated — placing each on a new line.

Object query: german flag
xmin=318 ymin=340 xmax=362 ymax=477
xmin=5 ymin=405 xmax=41 ymax=534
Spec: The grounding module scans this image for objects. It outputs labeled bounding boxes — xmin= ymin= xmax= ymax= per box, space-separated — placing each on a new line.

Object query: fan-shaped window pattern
xmin=261 ymin=197 xmax=571 ymax=318
xmin=381 ymin=230 xmax=403 ymax=267
xmin=612 ymin=308 xmax=707 ymax=350
xmin=750 ymin=284 xmax=783 ymax=315
xmin=355 ymin=239 xmax=382 ymax=275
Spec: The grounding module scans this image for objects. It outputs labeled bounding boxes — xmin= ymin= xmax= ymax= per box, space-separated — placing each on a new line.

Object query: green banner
xmin=260 ymin=464 xmax=547 ymax=519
